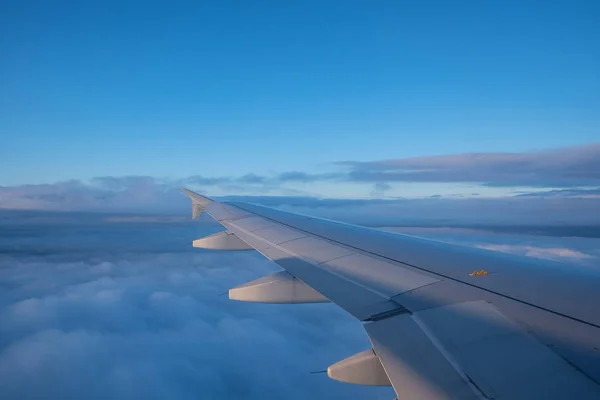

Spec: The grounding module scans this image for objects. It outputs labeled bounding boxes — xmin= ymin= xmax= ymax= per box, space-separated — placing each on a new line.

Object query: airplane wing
xmin=182 ymin=189 xmax=600 ymax=399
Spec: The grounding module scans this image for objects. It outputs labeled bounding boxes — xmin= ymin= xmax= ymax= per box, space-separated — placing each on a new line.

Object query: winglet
xmin=181 ymin=188 xmax=213 ymax=206
xmin=181 ymin=188 xmax=213 ymax=219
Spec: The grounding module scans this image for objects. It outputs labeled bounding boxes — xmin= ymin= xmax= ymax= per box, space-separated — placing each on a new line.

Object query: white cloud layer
xmin=475 ymin=244 xmax=593 ymax=261
xmin=1 ymin=207 xmax=599 ymax=399
xmin=0 ymin=218 xmax=394 ymax=399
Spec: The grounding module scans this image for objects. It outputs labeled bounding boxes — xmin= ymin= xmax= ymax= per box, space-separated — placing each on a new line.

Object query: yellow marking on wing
xmin=469 ymin=270 xmax=488 ymax=277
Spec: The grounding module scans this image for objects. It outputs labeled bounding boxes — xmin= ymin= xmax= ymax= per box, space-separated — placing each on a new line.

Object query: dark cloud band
xmin=338 ymin=143 xmax=600 ymax=187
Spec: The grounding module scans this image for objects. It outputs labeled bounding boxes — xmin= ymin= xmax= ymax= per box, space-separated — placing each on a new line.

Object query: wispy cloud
xmin=2 ymin=144 xmax=600 ymax=215
xmin=516 ymin=188 xmax=600 ymax=198
xmin=3 ymin=183 xmax=600 ymax=227
xmin=338 ymin=143 xmax=600 ymax=187
xmin=92 ymin=144 xmax=600 ymax=192
xmin=0 ymin=178 xmax=185 ymax=213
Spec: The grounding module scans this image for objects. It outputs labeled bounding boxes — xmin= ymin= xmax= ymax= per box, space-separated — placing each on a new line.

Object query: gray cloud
xmin=338 ymin=143 xmax=600 ymax=187
xmin=275 ymin=171 xmax=340 ymax=183
xmin=182 ymin=144 xmax=600 ymax=189
xmin=185 ymin=175 xmax=232 ymax=186
xmin=3 ymin=181 xmax=600 ymax=228
xmin=2 ymin=144 xmax=600 ymax=218
xmin=184 ymin=172 xmax=336 ymax=188
xmin=370 ymin=182 xmax=391 ymax=198
xmin=237 ymin=173 xmax=268 ymax=184
xmin=185 ymin=144 xmax=600 ymax=189
xmin=516 ymin=188 xmax=600 ymax=197
xmin=0 ymin=177 xmax=187 ymax=213
xmin=183 ymin=173 xmax=326 ymax=197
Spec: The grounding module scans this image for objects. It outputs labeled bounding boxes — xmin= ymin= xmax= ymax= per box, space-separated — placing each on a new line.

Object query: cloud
xmin=237 ymin=173 xmax=268 ymax=184
xmin=0 ymin=177 xmax=187 ymax=213
xmin=182 ymin=144 xmax=600 ymax=190
xmin=475 ymin=244 xmax=594 ymax=261
xmin=0 ymin=217 xmax=394 ymax=399
xmin=381 ymin=226 xmax=600 ymax=266
xmin=370 ymin=182 xmax=391 ymax=198
xmin=2 ymin=144 xmax=600 ymax=217
xmin=185 ymin=172 xmax=336 ymax=187
xmin=185 ymin=175 xmax=232 ymax=186
xmin=516 ymin=188 xmax=600 ymax=198
xmin=275 ymin=171 xmax=339 ymax=183
xmin=3 ymin=183 xmax=600 ymax=228
xmin=338 ymin=143 xmax=600 ymax=187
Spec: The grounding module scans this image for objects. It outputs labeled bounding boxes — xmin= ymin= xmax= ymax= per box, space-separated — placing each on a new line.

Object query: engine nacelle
xmin=328 ymin=349 xmax=391 ymax=386
xmin=229 ymin=271 xmax=329 ymax=303
xmin=193 ymin=231 xmax=253 ymax=251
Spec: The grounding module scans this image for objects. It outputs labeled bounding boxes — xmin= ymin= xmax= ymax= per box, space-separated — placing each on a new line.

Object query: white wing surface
xmin=182 ymin=189 xmax=600 ymax=399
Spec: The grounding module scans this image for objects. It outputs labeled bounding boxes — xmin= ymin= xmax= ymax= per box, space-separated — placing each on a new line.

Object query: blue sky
xmin=1 ymin=0 xmax=599 ymax=197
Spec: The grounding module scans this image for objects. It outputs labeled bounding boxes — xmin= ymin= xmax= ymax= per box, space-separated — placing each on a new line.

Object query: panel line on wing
xmin=230 ymin=202 xmax=600 ymax=330
xmin=220 ymin=214 xmax=254 ymax=222
xmin=226 ymin=221 xmax=396 ymax=302
xmin=318 ymin=252 xmax=355 ymax=265
xmin=275 ymin=236 xmax=309 ymax=245
xmin=363 ymin=307 xmax=409 ymax=322
xmin=389 ymin=280 xmax=440 ymax=299
xmin=411 ymin=314 xmax=490 ymax=400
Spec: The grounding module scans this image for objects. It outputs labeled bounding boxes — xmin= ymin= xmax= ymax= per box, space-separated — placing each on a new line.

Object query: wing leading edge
xmin=182 ymin=189 xmax=600 ymax=399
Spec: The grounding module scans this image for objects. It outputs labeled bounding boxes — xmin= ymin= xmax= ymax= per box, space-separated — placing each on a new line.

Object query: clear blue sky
xmin=1 ymin=1 xmax=599 ymax=193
